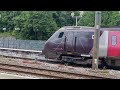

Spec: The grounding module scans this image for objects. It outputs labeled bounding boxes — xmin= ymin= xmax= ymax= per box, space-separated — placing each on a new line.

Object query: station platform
xmin=0 ymin=73 xmax=36 ymax=79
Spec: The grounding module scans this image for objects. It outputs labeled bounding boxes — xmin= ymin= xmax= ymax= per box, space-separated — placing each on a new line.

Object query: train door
xmin=108 ymin=31 xmax=120 ymax=57
xmin=66 ymin=31 xmax=74 ymax=52
xmin=74 ymin=31 xmax=94 ymax=54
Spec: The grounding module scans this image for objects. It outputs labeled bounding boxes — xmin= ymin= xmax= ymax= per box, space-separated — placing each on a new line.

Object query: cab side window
xmin=112 ymin=35 xmax=117 ymax=45
xmin=58 ymin=32 xmax=64 ymax=38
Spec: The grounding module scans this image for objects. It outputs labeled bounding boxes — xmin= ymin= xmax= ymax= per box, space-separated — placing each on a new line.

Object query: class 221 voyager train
xmin=42 ymin=26 xmax=120 ymax=67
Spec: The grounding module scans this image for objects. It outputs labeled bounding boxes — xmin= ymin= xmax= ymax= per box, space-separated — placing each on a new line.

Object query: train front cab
xmin=42 ymin=29 xmax=66 ymax=59
xmin=107 ymin=31 xmax=120 ymax=67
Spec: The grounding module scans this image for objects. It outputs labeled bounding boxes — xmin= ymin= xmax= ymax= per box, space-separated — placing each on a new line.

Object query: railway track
xmin=0 ymin=48 xmax=93 ymax=69
xmin=0 ymin=48 xmax=120 ymax=79
xmin=0 ymin=47 xmax=120 ymax=71
xmin=0 ymin=62 xmax=110 ymax=79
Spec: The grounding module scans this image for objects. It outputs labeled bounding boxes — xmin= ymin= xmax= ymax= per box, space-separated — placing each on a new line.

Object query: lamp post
xmin=0 ymin=15 xmax=1 ymax=47
xmin=0 ymin=15 xmax=1 ymax=27
xmin=34 ymin=29 xmax=39 ymax=40
xmin=0 ymin=15 xmax=7 ymax=48
xmin=3 ymin=28 xmax=6 ymax=48
xmin=15 ymin=28 xmax=20 ymax=49
xmin=71 ymin=11 xmax=84 ymax=26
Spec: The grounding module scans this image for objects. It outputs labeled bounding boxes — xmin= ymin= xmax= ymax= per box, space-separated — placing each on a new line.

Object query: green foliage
xmin=78 ymin=11 xmax=95 ymax=26
xmin=78 ymin=11 xmax=120 ymax=27
xmin=0 ymin=11 xmax=79 ymax=40
xmin=52 ymin=11 xmax=78 ymax=27
xmin=0 ymin=11 xmax=120 ymax=40
xmin=0 ymin=11 xmax=58 ymax=40
xmin=101 ymin=11 xmax=120 ymax=26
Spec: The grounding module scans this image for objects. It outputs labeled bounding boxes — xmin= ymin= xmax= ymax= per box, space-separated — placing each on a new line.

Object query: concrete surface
xmin=0 ymin=48 xmax=42 ymax=60
xmin=0 ymin=73 xmax=36 ymax=79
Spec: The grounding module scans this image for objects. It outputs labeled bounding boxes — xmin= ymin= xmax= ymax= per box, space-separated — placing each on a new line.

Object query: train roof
xmin=60 ymin=26 xmax=120 ymax=31
xmin=61 ymin=26 xmax=94 ymax=29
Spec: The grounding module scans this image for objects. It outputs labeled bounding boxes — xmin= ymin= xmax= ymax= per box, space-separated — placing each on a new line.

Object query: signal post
xmin=92 ymin=11 xmax=101 ymax=70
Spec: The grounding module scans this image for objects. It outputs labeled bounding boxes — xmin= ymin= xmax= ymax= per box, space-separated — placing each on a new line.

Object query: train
xmin=42 ymin=26 xmax=120 ymax=68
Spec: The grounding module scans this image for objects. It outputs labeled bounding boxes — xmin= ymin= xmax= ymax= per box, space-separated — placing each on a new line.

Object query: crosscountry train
xmin=42 ymin=26 xmax=120 ymax=68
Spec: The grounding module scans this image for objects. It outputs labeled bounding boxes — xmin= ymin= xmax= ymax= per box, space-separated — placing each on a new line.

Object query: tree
xmin=13 ymin=11 xmax=58 ymax=40
xmin=78 ymin=11 xmax=95 ymax=26
xmin=52 ymin=11 xmax=79 ymax=27
xmin=1 ymin=11 xmax=120 ymax=40
xmin=78 ymin=11 xmax=120 ymax=27
xmin=101 ymin=11 xmax=120 ymax=26
xmin=0 ymin=11 xmax=21 ymax=33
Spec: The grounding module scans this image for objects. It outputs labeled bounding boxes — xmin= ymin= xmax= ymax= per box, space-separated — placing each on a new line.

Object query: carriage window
xmin=112 ymin=35 xmax=117 ymax=45
xmin=58 ymin=32 xmax=64 ymax=38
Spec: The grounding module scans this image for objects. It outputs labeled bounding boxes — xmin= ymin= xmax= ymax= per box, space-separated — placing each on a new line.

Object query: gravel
xmin=0 ymin=69 xmax=57 ymax=79
xmin=0 ymin=56 xmax=120 ymax=79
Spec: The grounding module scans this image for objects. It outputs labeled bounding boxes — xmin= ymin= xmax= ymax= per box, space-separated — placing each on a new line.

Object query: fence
xmin=0 ymin=37 xmax=46 ymax=51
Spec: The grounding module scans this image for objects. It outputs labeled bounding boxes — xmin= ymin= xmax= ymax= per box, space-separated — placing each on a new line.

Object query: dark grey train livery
xmin=42 ymin=26 xmax=120 ymax=67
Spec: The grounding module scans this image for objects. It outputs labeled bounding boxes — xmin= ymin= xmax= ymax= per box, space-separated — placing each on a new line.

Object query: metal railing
xmin=0 ymin=37 xmax=46 ymax=51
